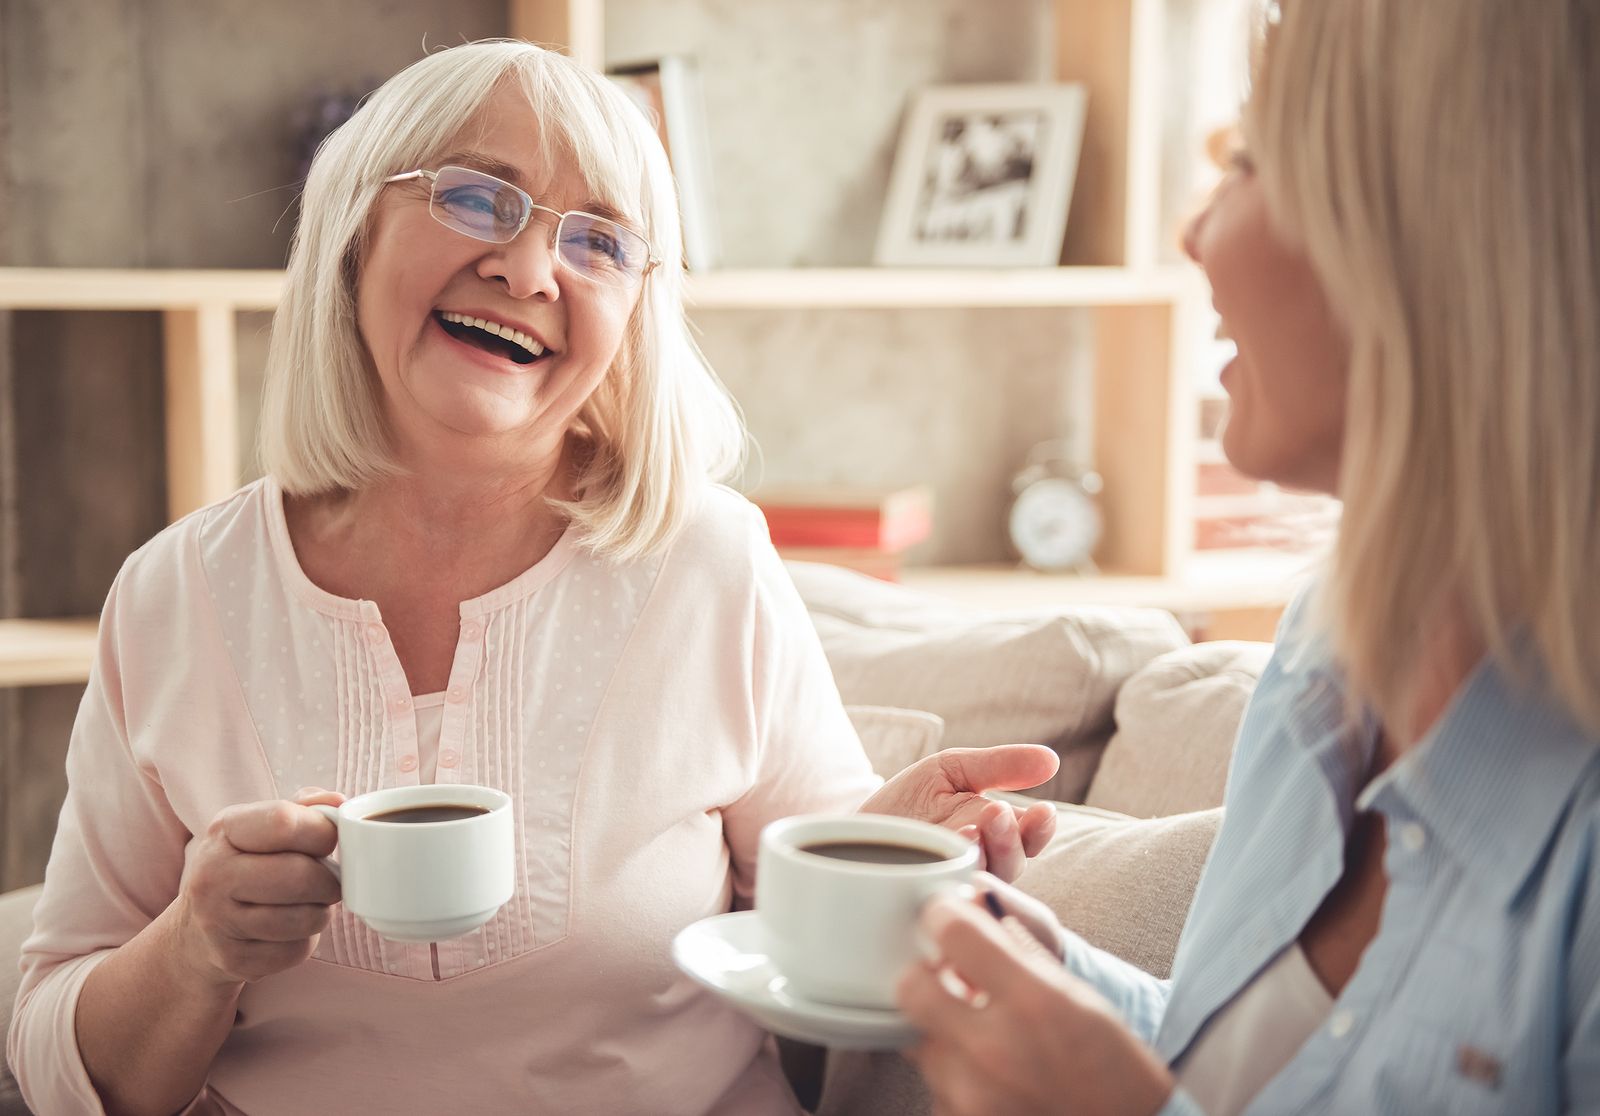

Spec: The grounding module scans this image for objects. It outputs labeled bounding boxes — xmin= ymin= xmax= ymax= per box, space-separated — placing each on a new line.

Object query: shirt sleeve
xmin=1058 ymin=925 xmax=1174 ymax=1046
xmin=718 ymin=524 xmax=883 ymax=903
xmin=7 ymin=569 xmax=194 ymax=1116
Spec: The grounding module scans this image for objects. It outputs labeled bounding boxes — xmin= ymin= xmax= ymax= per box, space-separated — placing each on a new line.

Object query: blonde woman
xmin=7 ymin=41 xmax=1059 ymax=1116
xmin=901 ymin=1 xmax=1600 ymax=1113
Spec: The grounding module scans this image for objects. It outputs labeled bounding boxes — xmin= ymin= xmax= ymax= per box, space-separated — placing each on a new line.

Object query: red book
xmin=751 ymin=485 xmax=934 ymax=552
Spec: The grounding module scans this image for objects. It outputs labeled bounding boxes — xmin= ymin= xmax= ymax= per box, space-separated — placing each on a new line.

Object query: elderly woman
xmin=900 ymin=1 xmax=1600 ymax=1113
xmin=7 ymin=40 xmax=1058 ymax=1116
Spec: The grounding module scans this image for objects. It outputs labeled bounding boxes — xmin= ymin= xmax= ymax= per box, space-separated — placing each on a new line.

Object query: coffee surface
xmin=368 ymin=804 xmax=489 ymax=824
xmin=799 ymin=840 xmax=947 ymax=866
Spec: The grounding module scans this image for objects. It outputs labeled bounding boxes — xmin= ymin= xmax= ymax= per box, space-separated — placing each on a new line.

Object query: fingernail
xmin=958 ymin=824 xmax=980 ymax=841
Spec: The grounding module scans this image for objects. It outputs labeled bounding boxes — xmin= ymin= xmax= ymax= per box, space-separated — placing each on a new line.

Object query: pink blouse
xmin=9 ymin=477 xmax=881 ymax=1115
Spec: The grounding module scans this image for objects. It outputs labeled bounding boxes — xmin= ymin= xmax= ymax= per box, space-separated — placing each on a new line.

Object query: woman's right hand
xmin=168 ymin=787 xmax=345 ymax=988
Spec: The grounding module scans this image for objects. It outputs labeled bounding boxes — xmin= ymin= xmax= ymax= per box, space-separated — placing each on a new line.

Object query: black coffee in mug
xmin=368 ymin=804 xmax=490 ymax=824
xmin=799 ymin=840 xmax=949 ymax=866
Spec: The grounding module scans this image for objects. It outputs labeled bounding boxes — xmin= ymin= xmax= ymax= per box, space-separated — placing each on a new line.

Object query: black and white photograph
xmin=877 ymin=84 xmax=1088 ymax=267
xmin=913 ymin=111 xmax=1043 ymax=246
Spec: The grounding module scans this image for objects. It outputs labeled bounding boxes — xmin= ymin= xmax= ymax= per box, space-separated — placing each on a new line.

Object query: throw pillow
xmin=786 ymin=561 xmax=1190 ymax=803
xmin=846 ymin=706 xmax=945 ymax=780
xmin=1086 ymin=641 xmax=1271 ymax=818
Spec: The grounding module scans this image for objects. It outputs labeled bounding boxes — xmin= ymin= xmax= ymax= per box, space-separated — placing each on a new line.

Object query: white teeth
xmin=439 ymin=311 xmax=548 ymax=359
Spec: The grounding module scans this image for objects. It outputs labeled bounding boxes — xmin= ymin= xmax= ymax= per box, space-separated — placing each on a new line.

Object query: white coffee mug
xmin=311 ymin=784 xmax=515 ymax=942
xmin=756 ymin=813 xmax=978 ymax=1009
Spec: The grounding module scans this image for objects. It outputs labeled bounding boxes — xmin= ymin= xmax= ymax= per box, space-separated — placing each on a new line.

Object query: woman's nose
xmin=478 ymin=221 xmax=561 ymax=301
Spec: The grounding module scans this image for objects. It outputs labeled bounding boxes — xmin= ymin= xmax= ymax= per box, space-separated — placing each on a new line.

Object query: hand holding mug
xmin=169 ymin=788 xmax=345 ymax=989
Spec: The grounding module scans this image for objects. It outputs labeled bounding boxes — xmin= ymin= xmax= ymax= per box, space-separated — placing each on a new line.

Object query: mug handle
xmin=309 ymin=803 xmax=343 ymax=884
xmin=915 ymin=881 xmax=977 ymax=963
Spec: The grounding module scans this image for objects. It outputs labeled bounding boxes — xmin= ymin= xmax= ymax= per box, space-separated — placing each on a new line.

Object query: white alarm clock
xmin=1007 ymin=441 xmax=1104 ymax=573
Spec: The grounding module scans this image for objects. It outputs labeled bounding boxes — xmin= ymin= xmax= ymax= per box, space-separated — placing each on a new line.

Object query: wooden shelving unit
xmin=4 ymin=0 xmax=1213 ymax=686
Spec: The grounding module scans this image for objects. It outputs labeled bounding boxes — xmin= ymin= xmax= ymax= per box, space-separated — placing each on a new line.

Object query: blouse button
xmin=391 ymin=695 xmax=411 ymax=712
xmin=398 ymin=755 xmax=418 ymax=774
xmin=1400 ymin=823 xmax=1427 ymax=853
xmin=439 ymin=749 xmax=460 ymax=769
xmin=1329 ymin=1010 xmax=1355 ymax=1038
xmin=366 ymin=624 xmax=386 ymax=645
xmin=447 ymin=687 xmax=466 ymax=704
xmin=461 ymin=621 xmax=482 ymax=641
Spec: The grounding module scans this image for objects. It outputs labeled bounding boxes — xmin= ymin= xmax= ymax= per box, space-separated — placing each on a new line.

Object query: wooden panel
xmin=0 ymin=268 xmax=283 ymax=310
xmin=900 ymin=551 xmax=1311 ymax=614
xmin=1091 ymin=299 xmax=1194 ymax=576
xmin=508 ymin=0 xmax=604 ymax=69
xmin=1054 ymin=0 xmax=1165 ymax=267
xmin=687 ymin=267 xmax=1189 ymax=309
xmin=163 ymin=305 xmax=240 ymax=520
xmin=0 ymin=619 xmax=97 ymax=687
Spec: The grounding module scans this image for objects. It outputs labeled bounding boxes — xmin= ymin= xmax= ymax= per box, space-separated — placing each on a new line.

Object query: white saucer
xmin=672 ymin=911 xmax=920 ymax=1050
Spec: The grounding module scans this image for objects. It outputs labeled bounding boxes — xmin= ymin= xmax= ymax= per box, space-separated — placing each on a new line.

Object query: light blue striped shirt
xmin=1063 ymin=591 xmax=1600 ymax=1114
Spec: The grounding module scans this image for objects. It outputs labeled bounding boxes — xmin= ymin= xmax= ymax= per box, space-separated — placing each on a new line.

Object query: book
xmin=606 ymin=56 xmax=720 ymax=273
xmin=750 ymin=485 xmax=934 ymax=553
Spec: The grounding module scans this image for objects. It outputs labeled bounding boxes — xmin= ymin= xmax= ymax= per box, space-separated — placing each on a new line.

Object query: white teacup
xmin=756 ymin=813 xmax=978 ymax=1009
xmin=312 ymin=784 xmax=515 ymax=942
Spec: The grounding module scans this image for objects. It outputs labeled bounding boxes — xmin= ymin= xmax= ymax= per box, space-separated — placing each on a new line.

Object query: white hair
xmin=258 ymin=40 xmax=745 ymax=561
xmin=1247 ymin=0 xmax=1600 ymax=732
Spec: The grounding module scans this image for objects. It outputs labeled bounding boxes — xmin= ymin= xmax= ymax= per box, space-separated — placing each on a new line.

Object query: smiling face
xmin=355 ymin=83 xmax=643 ymax=472
xmin=1181 ymin=146 xmax=1350 ymax=496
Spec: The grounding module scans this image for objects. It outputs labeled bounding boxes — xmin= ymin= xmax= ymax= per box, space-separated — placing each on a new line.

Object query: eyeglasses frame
xmin=382 ymin=165 xmax=662 ymax=284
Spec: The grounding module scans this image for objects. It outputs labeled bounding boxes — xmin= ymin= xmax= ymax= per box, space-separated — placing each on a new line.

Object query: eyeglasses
xmin=382 ymin=165 xmax=660 ymax=289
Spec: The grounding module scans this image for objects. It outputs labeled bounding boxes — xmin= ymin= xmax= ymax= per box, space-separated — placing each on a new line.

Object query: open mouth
xmin=433 ymin=310 xmax=552 ymax=367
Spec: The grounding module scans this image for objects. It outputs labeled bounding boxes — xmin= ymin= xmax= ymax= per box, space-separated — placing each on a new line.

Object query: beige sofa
xmin=0 ymin=562 xmax=1272 ymax=1115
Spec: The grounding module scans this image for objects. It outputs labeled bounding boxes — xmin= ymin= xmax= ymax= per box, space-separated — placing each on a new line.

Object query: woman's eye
xmin=442 ymin=187 xmax=497 ymax=214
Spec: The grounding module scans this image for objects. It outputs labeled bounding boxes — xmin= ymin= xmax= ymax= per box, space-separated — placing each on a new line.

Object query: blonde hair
xmin=1245 ymin=0 xmax=1600 ymax=733
xmin=258 ymin=40 xmax=745 ymax=561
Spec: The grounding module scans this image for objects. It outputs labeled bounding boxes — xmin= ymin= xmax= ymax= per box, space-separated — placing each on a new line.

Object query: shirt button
xmin=461 ymin=621 xmax=482 ymax=641
xmin=398 ymin=755 xmax=418 ymax=773
xmin=447 ymin=686 xmax=466 ymax=704
xmin=1329 ymin=1010 xmax=1355 ymax=1038
xmin=1400 ymin=823 xmax=1427 ymax=853
xmin=366 ymin=624 xmax=386 ymax=645
xmin=439 ymin=749 xmax=460 ymax=768
xmin=391 ymin=695 xmax=411 ymax=712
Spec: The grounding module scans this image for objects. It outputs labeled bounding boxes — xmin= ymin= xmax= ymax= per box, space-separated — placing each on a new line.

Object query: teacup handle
xmin=309 ymin=803 xmax=343 ymax=884
xmin=915 ymin=881 xmax=978 ymax=962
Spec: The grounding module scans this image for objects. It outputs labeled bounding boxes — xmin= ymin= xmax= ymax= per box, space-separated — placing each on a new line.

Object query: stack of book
xmin=749 ymin=485 xmax=934 ymax=582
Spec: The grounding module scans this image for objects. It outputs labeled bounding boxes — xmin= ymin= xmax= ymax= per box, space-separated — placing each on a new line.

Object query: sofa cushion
xmin=1086 ymin=641 xmax=1271 ymax=818
xmin=815 ymin=803 xmax=1222 ymax=1116
xmin=1 ymin=884 xmax=42 ymax=1115
xmin=845 ymin=706 xmax=945 ymax=780
xmin=786 ymin=561 xmax=1190 ymax=802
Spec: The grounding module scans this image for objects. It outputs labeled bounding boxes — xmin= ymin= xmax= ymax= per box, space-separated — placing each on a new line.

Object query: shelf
xmin=899 ymin=549 xmax=1315 ymax=616
xmin=0 ymin=266 xmax=1192 ymax=313
xmin=0 ymin=619 xmax=98 ymax=687
xmin=686 ymin=267 xmax=1195 ymax=309
xmin=0 ymin=268 xmax=283 ymax=311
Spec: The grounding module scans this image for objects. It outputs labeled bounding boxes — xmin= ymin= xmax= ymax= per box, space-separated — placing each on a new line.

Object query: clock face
xmin=1009 ymin=477 xmax=1102 ymax=571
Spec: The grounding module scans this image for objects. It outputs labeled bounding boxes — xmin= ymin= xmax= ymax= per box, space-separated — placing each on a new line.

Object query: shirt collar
xmin=1356 ymin=645 xmax=1600 ymax=908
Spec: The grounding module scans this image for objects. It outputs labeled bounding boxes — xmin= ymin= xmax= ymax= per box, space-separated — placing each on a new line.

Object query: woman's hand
xmin=859 ymin=746 xmax=1059 ymax=882
xmin=899 ymin=894 xmax=1175 ymax=1116
xmin=168 ymin=787 xmax=346 ymax=989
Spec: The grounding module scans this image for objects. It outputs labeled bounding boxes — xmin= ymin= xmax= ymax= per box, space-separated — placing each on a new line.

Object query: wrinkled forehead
xmin=430 ymin=91 xmax=642 ymax=225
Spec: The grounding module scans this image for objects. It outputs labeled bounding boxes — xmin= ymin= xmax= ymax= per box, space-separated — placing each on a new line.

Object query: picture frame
xmin=875 ymin=83 xmax=1089 ymax=268
xmin=607 ymin=56 xmax=720 ymax=272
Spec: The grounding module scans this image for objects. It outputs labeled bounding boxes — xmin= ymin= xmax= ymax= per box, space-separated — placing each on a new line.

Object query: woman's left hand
xmin=899 ymin=894 xmax=1175 ymax=1116
xmin=858 ymin=746 xmax=1059 ymax=882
